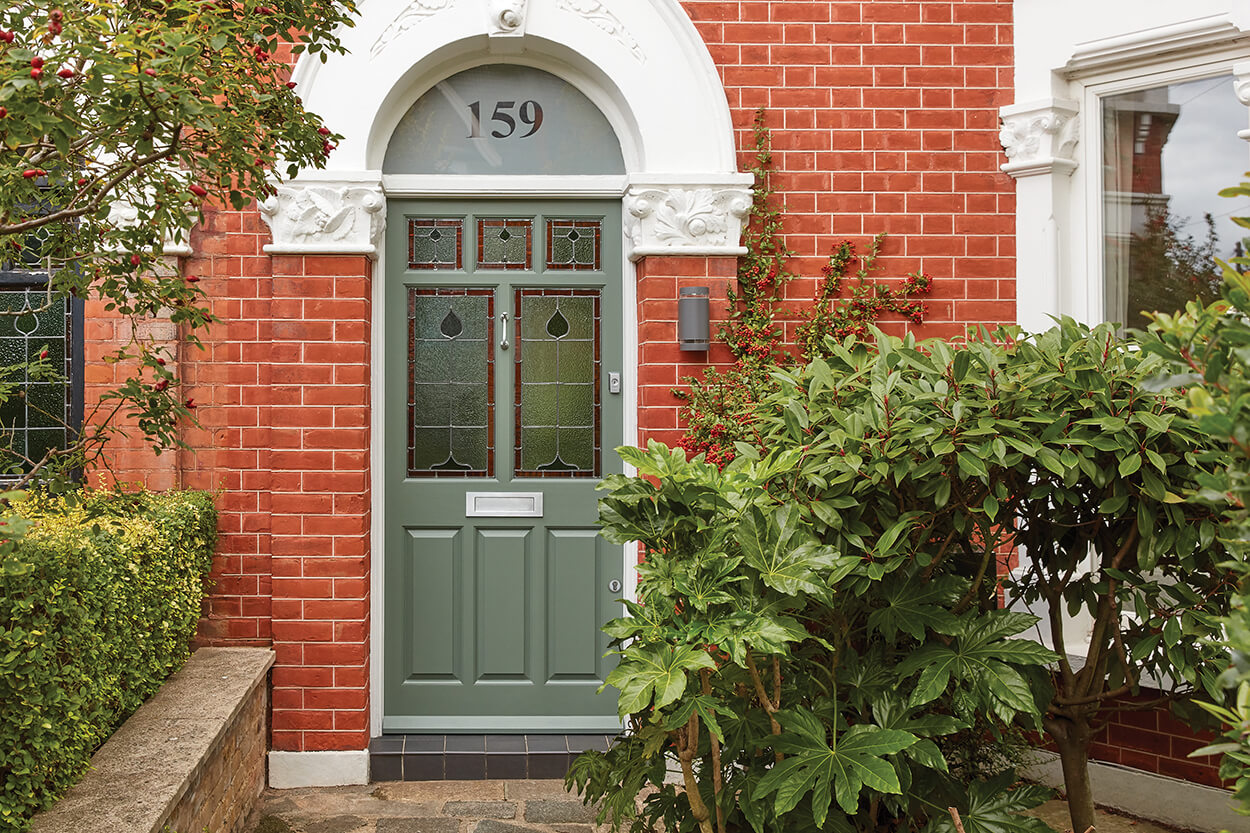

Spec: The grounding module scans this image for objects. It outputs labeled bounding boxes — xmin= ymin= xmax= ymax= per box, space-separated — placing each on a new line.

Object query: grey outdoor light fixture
xmin=678 ymin=286 xmax=711 ymax=351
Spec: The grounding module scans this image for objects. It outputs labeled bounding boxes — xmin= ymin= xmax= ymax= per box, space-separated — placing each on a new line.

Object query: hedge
xmin=0 ymin=490 xmax=217 ymax=832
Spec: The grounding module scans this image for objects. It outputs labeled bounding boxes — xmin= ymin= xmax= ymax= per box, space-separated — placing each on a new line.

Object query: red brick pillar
xmin=265 ymin=254 xmax=372 ymax=754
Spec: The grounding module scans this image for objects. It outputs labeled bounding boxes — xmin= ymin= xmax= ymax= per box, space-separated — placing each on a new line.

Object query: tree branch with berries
xmin=0 ymin=0 xmax=356 ymax=490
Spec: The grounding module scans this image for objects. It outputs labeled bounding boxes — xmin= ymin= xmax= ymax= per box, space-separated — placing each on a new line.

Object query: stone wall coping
xmin=29 ymin=647 xmax=276 ymax=833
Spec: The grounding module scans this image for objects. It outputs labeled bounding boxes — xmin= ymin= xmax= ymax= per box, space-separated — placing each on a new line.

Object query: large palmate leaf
xmin=922 ymin=772 xmax=1056 ymax=833
xmin=867 ymin=573 xmax=965 ymax=640
xmin=757 ymin=709 xmax=918 ymax=825
xmin=737 ymin=504 xmax=846 ymax=599
xmin=604 ymin=643 xmax=715 ymax=718
xmin=896 ymin=610 xmax=1058 ymax=723
xmin=702 ymin=608 xmax=811 ymax=667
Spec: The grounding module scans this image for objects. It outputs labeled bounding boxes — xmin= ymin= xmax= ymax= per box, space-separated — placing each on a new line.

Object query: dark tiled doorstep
xmin=368 ymin=735 xmax=615 ymax=782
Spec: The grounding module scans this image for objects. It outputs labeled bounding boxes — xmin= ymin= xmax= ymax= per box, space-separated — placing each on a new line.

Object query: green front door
xmin=383 ymin=198 xmax=624 ymax=733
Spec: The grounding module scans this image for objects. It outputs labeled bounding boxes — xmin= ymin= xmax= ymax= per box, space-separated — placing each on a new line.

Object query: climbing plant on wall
xmin=676 ymin=110 xmax=934 ymax=467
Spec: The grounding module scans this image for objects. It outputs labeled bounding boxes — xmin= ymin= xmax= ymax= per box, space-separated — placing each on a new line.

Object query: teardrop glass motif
xmin=545 ymin=309 xmax=569 ymax=340
xmin=439 ymin=309 xmax=464 ymax=339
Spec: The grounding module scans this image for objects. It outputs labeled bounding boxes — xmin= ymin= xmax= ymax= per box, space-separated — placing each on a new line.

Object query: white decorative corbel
xmin=624 ymin=182 xmax=753 ymax=261
xmin=1234 ymin=61 xmax=1250 ymax=142
xmin=999 ymin=99 xmax=1080 ymax=178
xmin=259 ymin=175 xmax=386 ymax=258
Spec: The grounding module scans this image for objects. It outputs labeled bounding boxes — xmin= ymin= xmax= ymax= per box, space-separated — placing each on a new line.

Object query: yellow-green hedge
xmin=0 ymin=490 xmax=217 ymax=832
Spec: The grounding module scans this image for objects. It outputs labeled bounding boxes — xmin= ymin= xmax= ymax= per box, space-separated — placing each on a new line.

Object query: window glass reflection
xmin=1102 ymin=75 xmax=1250 ymax=327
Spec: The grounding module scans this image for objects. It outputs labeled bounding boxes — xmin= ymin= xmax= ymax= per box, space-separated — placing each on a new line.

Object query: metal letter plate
xmin=466 ymin=492 xmax=545 ymax=518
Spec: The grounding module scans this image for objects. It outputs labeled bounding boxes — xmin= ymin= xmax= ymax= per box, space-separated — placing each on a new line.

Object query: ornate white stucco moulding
xmin=1234 ymin=61 xmax=1250 ymax=142
xmin=624 ymin=179 xmax=754 ymax=262
xmin=998 ymin=99 xmax=1080 ymax=179
xmin=259 ymin=175 xmax=386 ymax=258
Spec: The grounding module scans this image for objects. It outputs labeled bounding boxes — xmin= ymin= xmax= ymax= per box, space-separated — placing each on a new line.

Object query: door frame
xmin=369 ymin=180 xmax=639 ymax=737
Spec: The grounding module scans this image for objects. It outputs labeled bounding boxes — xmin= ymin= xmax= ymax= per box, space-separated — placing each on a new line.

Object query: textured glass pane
xmin=408 ymin=219 xmax=463 ymax=270
xmin=1102 ymin=76 xmax=1250 ymax=327
xmin=546 ymin=220 xmax=601 ymax=271
xmin=408 ymin=288 xmax=493 ymax=477
xmin=515 ymin=289 xmax=600 ymax=477
xmin=478 ymin=219 xmax=531 ymax=269
xmin=0 ymin=286 xmax=70 ymax=472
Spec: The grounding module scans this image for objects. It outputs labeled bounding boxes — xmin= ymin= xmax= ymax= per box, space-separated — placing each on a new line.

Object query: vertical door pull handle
xmin=500 ymin=312 xmax=510 ymax=351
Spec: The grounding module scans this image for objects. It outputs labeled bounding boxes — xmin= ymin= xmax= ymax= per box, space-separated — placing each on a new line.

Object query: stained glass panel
xmin=546 ymin=220 xmax=601 ymax=271
xmin=515 ymin=289 xmax=600 ymax=478
xmin=408 ymin=288 xmax=494 ymax=477
xmin=0 ymin=284 xmax=71 ymax=470
xmin=408 ymin=219 xmax=463 ymax=270
xmin=478 ymin=219 xmax=532 ymax=270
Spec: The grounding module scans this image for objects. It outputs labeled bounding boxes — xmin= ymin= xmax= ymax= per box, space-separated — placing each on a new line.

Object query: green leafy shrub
xmin=1143 ymin=175 xmax=1250 ymax=822
xmin=575 ymin=320 xmax=1235 ymax=833
xmin=0 ymin=489 xmax=217 ymax=831
xmin=571 ymin=334 xmax=1071 ymax=833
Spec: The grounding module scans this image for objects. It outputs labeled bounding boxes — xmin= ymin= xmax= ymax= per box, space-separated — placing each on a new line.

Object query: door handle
xmin=500 ymin=311 xmax=510 ymax=351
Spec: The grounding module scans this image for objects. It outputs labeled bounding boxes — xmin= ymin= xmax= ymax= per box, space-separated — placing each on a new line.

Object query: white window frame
xmin=1001 ymin=17 xmax=1250 ymax=333
xmin=1077 ymin=52 xmax=1250 ymax=325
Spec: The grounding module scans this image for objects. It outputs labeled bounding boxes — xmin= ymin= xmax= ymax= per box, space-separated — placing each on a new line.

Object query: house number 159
xmin=468 ymin=100 xmax=545 ymax=138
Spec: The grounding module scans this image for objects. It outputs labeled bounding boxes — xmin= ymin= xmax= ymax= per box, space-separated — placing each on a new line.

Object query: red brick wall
xmin=1088 ymin=694 xmax=1223 ymax=788
xmin=682 ymin=0 xmax=1018 ymax=344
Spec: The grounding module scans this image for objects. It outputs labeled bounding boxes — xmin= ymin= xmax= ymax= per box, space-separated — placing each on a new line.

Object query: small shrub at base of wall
xmin=0 ymin=489 xmax=218 ymax=833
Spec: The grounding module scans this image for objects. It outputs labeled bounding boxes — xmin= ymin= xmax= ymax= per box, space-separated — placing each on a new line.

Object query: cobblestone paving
xmin=247 ymin=780 xmax=607 ymax=833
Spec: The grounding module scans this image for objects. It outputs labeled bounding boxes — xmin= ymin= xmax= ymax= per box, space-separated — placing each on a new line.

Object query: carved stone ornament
xmin=1234 ymin=61 xmax=1250 ymax=142
xmin=260 ymin=182 xmax=386 ymax=257
xmin=372 ymin=0 xmax=458 ymax=59
xmin=998 ymin=99 xmax=1080 ymax=178
xmin=625 ymin=186 xmax=752 ymax=261
xmin=487 ymin=0 xmax=528 ymax=36
xmin=557 ymin=0 xmax=645 ymax=63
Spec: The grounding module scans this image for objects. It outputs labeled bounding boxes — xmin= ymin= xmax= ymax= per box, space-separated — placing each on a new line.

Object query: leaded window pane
xmin=0 ymin=284 xmax=71 ymax=471
xmin=546 ymin=220 xmax=601 ymax=271
xmin=478 ymin=218 xmax=532 ymax=270
xmin=514 ymin=289 xmax=600 ymax=478
xmin=408 ymin=288 xmax=494 ymax=477
xmin=409 ymin=219 xmax=463 ymax=270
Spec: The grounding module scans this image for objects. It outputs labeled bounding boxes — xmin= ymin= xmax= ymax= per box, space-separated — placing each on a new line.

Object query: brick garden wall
xmin=75 ymin=0 xmax=1223 ymax=792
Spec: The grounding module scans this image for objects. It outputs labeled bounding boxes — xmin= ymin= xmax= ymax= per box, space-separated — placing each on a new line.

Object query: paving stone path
xmin=248 ymin=780 xmax=608 ymax=833
xmin=248 ymin=781 xmax=1190 ymax=833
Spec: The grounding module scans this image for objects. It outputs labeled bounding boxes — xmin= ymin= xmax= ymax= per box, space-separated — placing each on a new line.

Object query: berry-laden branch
xmin=676 ymin=109 xmax=933 ymax=468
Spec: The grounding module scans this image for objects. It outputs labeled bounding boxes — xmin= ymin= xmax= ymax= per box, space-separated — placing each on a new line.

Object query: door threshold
xmin=368 ymin=733 xmax=615 ymax=781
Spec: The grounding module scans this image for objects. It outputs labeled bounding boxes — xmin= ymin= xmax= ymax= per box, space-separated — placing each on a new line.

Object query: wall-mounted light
xmin=678 ymin=286 xmax=710 ymax=351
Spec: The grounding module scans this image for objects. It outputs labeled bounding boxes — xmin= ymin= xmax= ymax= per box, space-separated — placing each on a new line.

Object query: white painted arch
xmin=292 ymin=0 xmax=739 ymax=176
xmin=263 ymin=0 xmax=754 ymax=259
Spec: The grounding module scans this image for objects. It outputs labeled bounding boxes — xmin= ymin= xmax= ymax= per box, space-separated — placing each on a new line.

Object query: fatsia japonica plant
xmin=569 ymin=335 xmax=1067 ymax=833
xmin=0 ymin=0 xmax=355 ymax=488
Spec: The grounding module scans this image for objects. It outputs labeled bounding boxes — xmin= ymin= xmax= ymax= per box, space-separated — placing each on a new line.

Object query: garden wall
xmin=29 ymin=648 xmax=274 ymax=833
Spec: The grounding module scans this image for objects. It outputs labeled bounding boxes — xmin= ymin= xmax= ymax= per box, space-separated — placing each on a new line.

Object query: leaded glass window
xmin=514 ymin=289 xmax=600 ymax=478
xmin=408 ymin=288 xmax=495 ymax=477
xmin=409 ymin=219 xmax=463 ymax=270
xmin=477 ymin=219 xmax=532 ymax=270
xmin=546 ymin=220 xmax=601 ymax=271
xmin=0 ymin=278 xmax=76 ymax=475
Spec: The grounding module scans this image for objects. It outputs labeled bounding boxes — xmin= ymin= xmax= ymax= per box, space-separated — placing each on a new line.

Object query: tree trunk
xmin=1046 ymin=715 xmax=1096 ymax=833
